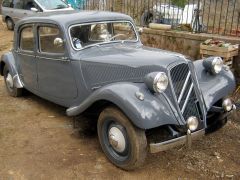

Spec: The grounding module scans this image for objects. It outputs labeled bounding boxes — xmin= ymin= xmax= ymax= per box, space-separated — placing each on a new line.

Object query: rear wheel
xmin=97 ymin=107 xmax=147 ymax=170
xmin=6 ymin=18 xmax=14 ymax=31
xmin=3 ymin=66 xmax=22 ymax=97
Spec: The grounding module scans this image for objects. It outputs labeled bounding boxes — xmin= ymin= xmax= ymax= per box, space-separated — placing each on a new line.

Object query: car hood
xmin=79 ymin=44 xmax=187 ymax=88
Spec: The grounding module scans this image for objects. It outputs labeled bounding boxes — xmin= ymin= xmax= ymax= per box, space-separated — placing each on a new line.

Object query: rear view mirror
xmin=53 ymin=38 xmax=64 ymax=47
xmin=30 ymin=7 xmax=38 ymax=12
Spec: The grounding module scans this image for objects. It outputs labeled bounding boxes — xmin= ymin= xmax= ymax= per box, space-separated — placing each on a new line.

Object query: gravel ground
xmin=0 ymin=19 xmax=240 ymax=180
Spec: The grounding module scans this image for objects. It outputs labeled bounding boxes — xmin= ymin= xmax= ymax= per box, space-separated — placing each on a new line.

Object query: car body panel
xmin=66 ymin=82 xmax=180 ymax=129
xmin=78 ymin=44 xmax=186 ymax=90
xmin=37 ymin=55 xmax=78 ymax=100
xmin=193 ymin=60 xmax=236 ymax=110
xmin=0 ymin=52 xmax=24 ymax=88
xmin=17 ymin=51 xmax=38 ymax=90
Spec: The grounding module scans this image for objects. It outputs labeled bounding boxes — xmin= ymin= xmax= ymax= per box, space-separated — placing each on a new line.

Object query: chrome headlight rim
xmin=153 ymin=72 xmax=169 ymax=93
xmin=212 ymin=57 xmax=223 ymax=74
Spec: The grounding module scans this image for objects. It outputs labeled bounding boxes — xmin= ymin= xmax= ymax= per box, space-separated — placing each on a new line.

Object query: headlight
xmin=187 ymin=116 xmax=199 ymax=131
xmin=153 ymin=72 xmax=169 ymax=92
xmin=212 ymin=57 xmax=223 ymax=74
xmin=222 ymin=98 xmax=233 ymax=112
xmin=144 ymin=72 xmax=169 ymax=93
xmin=203 ymin=57 xmax=223 ymax=75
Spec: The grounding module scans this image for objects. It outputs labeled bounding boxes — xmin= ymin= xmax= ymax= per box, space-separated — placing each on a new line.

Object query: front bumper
xmin=149 ymin=129 xmax=205 ymax=153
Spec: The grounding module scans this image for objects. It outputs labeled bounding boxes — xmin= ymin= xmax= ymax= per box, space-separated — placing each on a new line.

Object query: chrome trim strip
xmin=149 ymin=129 xmax=205 ymax=153
xmin=18 ymin=52 xmax=35 ymax=57
xmin=181 ymin=83 xmax=194 ymax=113
xmin=37 ymin=56 xmax=69 ymax=62
xmin=177 ymin=71 xmax=191 ymax=103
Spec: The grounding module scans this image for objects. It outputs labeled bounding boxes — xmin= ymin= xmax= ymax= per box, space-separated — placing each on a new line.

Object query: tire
xmin=97 ymin=107 xmax=147 ymax=170
xmin=3 ymin=66 xmax=22 ymax=97
xmin=6 ymin=17 xmax=14 ymax=31
xmin=206 ymin=112 xmax=228 ymax=134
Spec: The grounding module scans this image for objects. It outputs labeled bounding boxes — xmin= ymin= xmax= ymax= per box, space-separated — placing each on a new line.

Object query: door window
xmin=23 ymin=0 xmax=40 ymax=10
xmin=38 ymin=26 xmax=64 ymax=54
xmin=20 ymin=26 xmax=34 ymax=52
xmin=2 ymin=0 xmax=13 ymax=7
xmin=13 ymin=0 xmax=24 ymax=9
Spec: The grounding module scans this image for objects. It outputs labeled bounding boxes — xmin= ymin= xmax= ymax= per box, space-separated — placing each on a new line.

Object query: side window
xmin=13 ymin=0 xmax=24 ymax=9
xmin=2 ymin=0 xmax=13 ymax=7
xmin=38 ymin=26 xmax=64 ymax=54
xmin=23 ymin=0 xmax=40 ymax=10
xmin=20 ymin=26 xmax=34 ymax=51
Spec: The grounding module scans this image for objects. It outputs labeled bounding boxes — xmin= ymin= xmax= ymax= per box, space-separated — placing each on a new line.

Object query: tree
xmin=171 ymin=0 xmax=187 ymax=8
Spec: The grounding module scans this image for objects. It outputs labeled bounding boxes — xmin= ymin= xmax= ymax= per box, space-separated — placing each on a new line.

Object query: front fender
xmin=67 ymin=82 xmax=179 ymax=129
xmin=0 ymin=52 xmax=23 ymax=88
xmin=194 ymin=60 xmax=236 ymax=110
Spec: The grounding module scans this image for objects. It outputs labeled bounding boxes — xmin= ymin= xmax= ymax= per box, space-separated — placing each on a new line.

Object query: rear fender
xmin=0 ymin=52 xmax=23 ymax=88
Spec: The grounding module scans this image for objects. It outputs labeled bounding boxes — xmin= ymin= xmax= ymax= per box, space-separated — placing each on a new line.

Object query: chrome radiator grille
xmin=170 ymin=63 xmax=202 ymax=121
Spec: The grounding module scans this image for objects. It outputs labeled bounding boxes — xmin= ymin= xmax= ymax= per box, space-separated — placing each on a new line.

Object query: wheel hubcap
xmin=6 ymin=73 xmax=13 ymax=89
xmin=108 ymin=126 xmax=126 ymax=153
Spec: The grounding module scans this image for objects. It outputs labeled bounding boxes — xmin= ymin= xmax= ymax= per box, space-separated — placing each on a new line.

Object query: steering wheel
xmin=109 ymin=34 xmax=127 ymax=41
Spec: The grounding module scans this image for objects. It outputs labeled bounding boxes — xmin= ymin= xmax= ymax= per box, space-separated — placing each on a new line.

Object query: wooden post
xmin=233 ymin=48 xmax=240 ymax=85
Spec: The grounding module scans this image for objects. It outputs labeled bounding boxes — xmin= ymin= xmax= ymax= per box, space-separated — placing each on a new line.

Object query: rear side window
xmin=38 ymin=26 xmax=64 ymax=54
xmin=20 ymin=26 xmax=34 ymax=51
xmin=2 ymin=0 xmax=13 ymax=7
xmin=13 ymin=0 xmax=24 ymax=9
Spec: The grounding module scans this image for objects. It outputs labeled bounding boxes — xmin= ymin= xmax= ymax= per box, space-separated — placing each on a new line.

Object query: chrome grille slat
xmin=177 ymin=72 xmax=191 ymax=103
xmin=181 ymin=83 xmax=193 ymax=113
xmin=170 ymin=63 xmax=202 ymax=122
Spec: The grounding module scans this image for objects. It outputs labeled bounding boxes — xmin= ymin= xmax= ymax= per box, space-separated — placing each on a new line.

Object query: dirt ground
xmin=0 ymin=19 xmax=240 ymax=180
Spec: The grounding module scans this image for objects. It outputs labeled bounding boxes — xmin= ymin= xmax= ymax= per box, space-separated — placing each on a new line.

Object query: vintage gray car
xmin=0 ymin=11 xmax=236 ymax=170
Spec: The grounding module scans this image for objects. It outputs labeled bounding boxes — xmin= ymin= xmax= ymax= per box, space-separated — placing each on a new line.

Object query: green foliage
xmin=171 ymin=0 xmax=187 ymax=8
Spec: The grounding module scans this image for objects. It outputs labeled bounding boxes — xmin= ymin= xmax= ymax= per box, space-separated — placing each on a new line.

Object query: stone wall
xmin=140 ymin=28 xmax=240 ymax=82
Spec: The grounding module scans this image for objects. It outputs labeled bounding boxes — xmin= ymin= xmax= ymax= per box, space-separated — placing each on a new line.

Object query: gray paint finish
xmin=0 ymin=11 xmax=236 ymax=130
xmin=194 ymin=60 xmax=236 ymax=110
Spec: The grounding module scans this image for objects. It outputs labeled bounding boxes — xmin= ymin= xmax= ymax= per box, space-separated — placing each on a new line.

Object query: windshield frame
xmin=68 ymin=20 xmax=139 ymax=51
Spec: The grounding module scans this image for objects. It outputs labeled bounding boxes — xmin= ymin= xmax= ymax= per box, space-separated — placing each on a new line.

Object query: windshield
xmin=69 ymin=21 xmax=138 ymax=49
xmin=36 ymin=0 xmax=68 ymax=10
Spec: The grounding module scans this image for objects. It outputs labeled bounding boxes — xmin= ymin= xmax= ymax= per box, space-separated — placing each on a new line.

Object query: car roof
xmin=16 ymin=10 xmax=133 ymax=28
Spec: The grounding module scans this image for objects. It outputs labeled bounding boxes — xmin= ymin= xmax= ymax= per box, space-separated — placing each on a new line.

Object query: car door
xmin=17 ymin=24 xmax=38 ymax=90
xmin=36 ymin=24 xmax=78 ymax=100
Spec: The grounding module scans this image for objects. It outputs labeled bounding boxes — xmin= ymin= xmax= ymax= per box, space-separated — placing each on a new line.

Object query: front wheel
xmin=3 ymin=66 xmax=22 ymax=97
xmin=97 ymin=107 xmax=147 ymax=170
